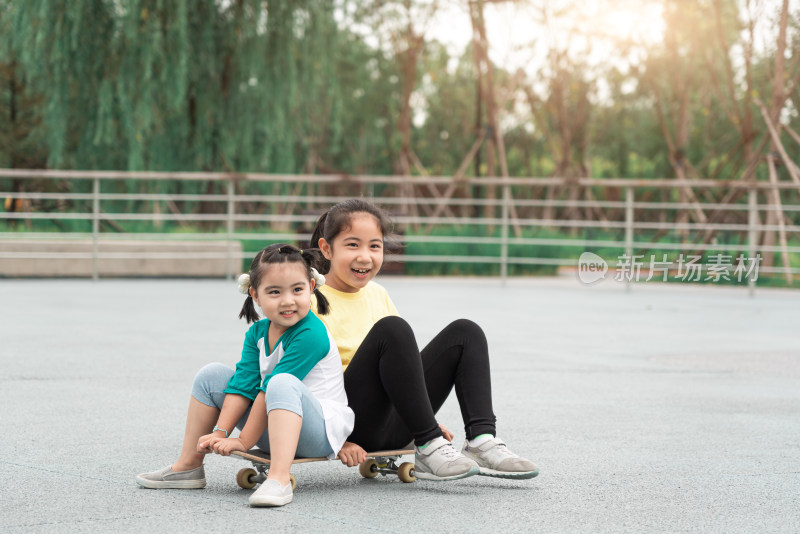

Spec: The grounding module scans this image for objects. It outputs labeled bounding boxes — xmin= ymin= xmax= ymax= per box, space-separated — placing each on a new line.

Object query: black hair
xmin=309 ymin=198 xmax=393 ymax=274
xmin=238 ymin=243 xmax=331 ymax=324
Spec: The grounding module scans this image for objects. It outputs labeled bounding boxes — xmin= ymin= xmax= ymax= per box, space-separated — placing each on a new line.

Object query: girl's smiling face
xmin=250 ymin=262 xmax=313 ymax=336
xmin=319 ymin=212 xmax=384 ymax=293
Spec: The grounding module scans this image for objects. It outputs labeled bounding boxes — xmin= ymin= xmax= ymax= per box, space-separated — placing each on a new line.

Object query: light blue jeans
xmin=191 ymin=363 xmax=333 ymax=458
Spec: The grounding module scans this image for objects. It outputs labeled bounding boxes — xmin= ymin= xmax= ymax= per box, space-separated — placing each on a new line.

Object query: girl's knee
xmin=265 ymin=374 xmax=307 ymax=419
xmin=194 ymin=362 xmax=231 ymax=381
xmin=192 ymin=362 xmax=233 ymax=407
xmin=374 ymin=315 xmax=414 ymax=341
xmin=447 ymin=318 xmax=485 ymax=340
xmin=265 ymin=373 xmax=303 ymax=403
xmin=193 ymin=362 xmax=233 ymax=389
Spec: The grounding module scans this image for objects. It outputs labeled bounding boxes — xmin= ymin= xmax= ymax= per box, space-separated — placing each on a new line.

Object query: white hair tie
xmin=310 ymin=268 xmax=325 ymax=289
xmin=237 ymin=273 xmax=251 ymax=295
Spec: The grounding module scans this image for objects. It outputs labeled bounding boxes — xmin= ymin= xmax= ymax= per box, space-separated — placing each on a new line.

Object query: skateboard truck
xmin=238 ymin=461 xmax=270 ymax=488
xmin=232 ymin=449 xmax=416 ymax=489
xmin=358 ymin=455 xmax=416 ymax=482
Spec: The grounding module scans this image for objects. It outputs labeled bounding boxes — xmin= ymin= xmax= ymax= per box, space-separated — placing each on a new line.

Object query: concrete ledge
xmin=0 ymin=239 xmax=242 ymax=277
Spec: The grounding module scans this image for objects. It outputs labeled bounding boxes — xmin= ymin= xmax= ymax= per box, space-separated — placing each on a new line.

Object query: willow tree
xmin=6 ymin=0 xmax=342 ymax=173
xmin=0 ymin=3 xmax=43 ymax=171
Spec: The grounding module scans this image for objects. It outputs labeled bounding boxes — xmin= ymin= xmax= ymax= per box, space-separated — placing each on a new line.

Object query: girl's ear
xmin=249 ymin=286 xmax=259 ymax=306
xmin=309 ymin=278 xmax=316 ymax=293
xmin=319 ymin=238 xmax=332 ymax=260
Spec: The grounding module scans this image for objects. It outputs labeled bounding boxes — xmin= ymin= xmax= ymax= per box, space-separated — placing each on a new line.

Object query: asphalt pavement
xmin=1 ymin=276 xmax=798 ymax=533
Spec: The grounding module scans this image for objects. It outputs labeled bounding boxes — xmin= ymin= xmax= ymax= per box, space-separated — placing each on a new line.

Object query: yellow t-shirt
xmin=311 ymin=281 xmax=399 ymax=370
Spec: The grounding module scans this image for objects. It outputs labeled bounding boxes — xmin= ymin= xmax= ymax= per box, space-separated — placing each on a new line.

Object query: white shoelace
xmin=438 ymin=442 xmax=461 ymax=460
xmin=487 ymin=441 xmax=517 ymax=459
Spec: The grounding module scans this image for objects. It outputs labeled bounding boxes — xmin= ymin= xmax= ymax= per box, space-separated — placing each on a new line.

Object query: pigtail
xmin=237 ymin=251 xmax=264 ymax=324
xmin=313 ymin=289 xmax=331 ymax=316
xmin=299 ymin=248 xmax=332 ymax=315
xmin=310 ymin=211 xmax=331 ymax=274
xmin=238 ymin=295 xmax=260 ymax=324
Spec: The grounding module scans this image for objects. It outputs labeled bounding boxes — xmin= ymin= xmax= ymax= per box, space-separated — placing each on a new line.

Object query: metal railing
xmin=1 ymin=168 xmax=799 ymax=292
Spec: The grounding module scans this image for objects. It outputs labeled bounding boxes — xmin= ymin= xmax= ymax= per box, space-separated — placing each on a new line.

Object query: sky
xmin=335 ymin=0 xmax=799 ymax=127
xmin=427 ymin=0 xmax=798 ymax=75
xmin=430 ymin=0 xmax=664 ymax=71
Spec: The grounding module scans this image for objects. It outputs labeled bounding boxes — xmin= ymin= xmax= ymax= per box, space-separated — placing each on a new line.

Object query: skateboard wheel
xmin=358 ymin=459 xmax=378 ymax=479
xmin=290 ymin=474 xmax=297 ymax=491
xmin=236 ymin=467 xmax=258 ymax=490
xmin=397 ymin=462 xmax=416 ymax=483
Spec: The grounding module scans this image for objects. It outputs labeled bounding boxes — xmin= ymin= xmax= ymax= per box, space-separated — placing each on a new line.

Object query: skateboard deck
xmin=231 ymin=448 xmax=416 ymax=489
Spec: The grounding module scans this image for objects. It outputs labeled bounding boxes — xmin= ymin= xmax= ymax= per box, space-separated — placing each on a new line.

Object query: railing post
xmin=226 ymin=179 xmax=235 ymax=281
xmin=625 ymin=186 xmax=634 ymax=292
xmin=748 ymin=188 xmax=757 ymax=297
xmin=92 ymin=177 xmax=100 ymax=281
xmin=501 ymin=180 xmax=510 ymax=284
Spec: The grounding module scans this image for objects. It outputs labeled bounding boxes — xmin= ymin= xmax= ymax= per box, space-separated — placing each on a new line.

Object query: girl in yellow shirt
xmin=310 ymin=199 xmax=538 ymax=481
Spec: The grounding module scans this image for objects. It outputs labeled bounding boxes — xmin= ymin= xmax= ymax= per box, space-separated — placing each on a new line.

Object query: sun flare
xmin=596 ymin=4 xmax=666 ymax=44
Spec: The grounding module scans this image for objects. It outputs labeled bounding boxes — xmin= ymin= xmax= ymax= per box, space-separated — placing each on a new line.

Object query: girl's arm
xmin=223 ymin=325 xmax=263 ymax=400
xmin=196 ymin=393 xmax=251 ymax=452
xmin=206 ymin=392 xmax=267 ymax=455
xmin=237 ymin=391 xmax=267 ymax=449
xmin=200 ymin=324 xmax=264 ymax=453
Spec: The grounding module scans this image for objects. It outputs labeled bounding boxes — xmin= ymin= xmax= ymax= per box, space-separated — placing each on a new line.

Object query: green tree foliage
xmin=323 ymin=31 xmax=401 ymax=176
xmin=5 ymin=0 xmax=343 ymax=172
xmin=413 ymin=43 xmax=478 ymax=176
xmin=0 ymin=2 xmax=46 ymax=169
xmin=0 ymin=0 xmax=798 ymax=184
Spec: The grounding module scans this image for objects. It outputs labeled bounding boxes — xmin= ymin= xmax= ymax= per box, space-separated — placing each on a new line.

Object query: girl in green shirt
xmin=136 ymin=244 xmax=354 ymax=507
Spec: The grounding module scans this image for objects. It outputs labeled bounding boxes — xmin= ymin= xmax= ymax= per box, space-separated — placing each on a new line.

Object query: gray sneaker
xmin=461 ymin=437 xmax=538 ymax=479
xmin=414 ymin=437 xmax=480 ymax=481
xmin=135 ymin=465 xmax=206 ymax=489
xmin=249 ymin=480 xmax=293 ymax=507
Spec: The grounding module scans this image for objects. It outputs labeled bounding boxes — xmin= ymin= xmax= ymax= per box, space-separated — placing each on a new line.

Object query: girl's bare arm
xmin=206 ymin=392 xmax=267 ymax=455
xmin=197 ymin=394 xmax=251 ymax=452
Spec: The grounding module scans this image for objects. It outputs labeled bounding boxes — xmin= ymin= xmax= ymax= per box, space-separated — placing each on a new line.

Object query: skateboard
xmin=231 ymin=449 xmax=416 ymax=490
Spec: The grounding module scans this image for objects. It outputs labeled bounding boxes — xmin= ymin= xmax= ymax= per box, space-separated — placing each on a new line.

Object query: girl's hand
xmin=196 ymin=433 xmax=219 ymax=454
xmin=337 ymin=441 xmax=367 ymax=467
xmin=207 ymin=437 xmax=246 ymax=456
xmin=439 ymin=423 xmax=454 ymax=442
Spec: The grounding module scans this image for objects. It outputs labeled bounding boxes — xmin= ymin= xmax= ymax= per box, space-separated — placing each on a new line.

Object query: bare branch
xmin=711 ymin=0 xmax=744 ymax=126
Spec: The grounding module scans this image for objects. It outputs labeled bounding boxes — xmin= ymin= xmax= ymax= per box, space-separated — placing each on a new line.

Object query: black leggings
xmin=343 ymin=316 xmax=497 ymax=450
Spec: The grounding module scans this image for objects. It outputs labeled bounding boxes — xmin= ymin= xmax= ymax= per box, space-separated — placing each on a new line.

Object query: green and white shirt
xmin=224 ymin=312 xmax=354 ymax=458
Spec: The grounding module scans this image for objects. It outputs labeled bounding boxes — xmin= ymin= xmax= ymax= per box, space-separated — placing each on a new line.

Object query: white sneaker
xmin=414 ymin=437 xmax=480 ymax=481
xmin=461 ymin=437 xmax=538 ymax=479
xmin=249 ymin=479 xmax=293 ymax=507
